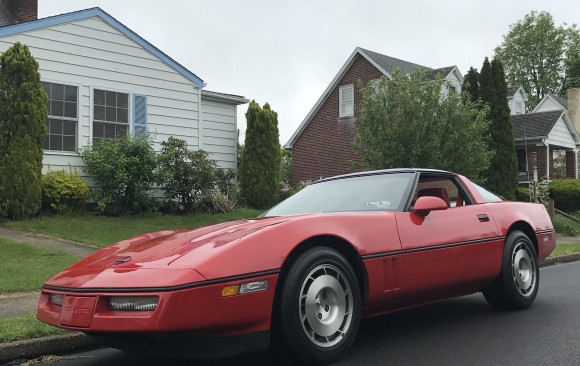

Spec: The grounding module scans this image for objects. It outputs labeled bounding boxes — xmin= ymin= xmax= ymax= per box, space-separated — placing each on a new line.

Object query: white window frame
xmin=90 ymin=86 xmax=132 ymax=142
xmin=339 ymin=84 xmax=354 ymax=118
xmin=42 ymin=80 xmax=80 ymax=154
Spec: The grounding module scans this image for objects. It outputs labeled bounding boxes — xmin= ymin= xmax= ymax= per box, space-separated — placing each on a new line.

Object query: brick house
xmin=512 ymin=89 xmax=580 ymax=181
xmin=284 ymin=47 xmax=463 ymax=184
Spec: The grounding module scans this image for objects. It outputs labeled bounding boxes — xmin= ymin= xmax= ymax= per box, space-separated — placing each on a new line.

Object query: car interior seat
xmin=417 ymin=188 xmax=450 ymax=207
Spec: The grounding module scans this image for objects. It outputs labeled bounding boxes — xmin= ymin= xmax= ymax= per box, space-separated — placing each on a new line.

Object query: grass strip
xmin=2 ymin=208 xmax=262 ymax=247
xmin=0 ymin=314 xmax=68 ymax=343
xmin=551 ymin=242 xmax=580 ymax=257
xmin=0 ymin=239 xmax=78 ymax=293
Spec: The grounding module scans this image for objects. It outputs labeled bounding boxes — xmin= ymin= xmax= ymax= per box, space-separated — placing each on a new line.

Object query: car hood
xmin=44 ymin=215 xmax=296 ymax=289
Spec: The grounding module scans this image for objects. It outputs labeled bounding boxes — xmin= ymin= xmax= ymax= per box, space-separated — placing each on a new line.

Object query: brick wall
xmin=566 ymin=150 xmax=577 ymax=178
xmin=537 ymin=146 xmax=547 ymax=178
xmin=291 ymin=54 xmax=383 ymax=184
xmin=6 ymin=0 xmax=37 ymax=23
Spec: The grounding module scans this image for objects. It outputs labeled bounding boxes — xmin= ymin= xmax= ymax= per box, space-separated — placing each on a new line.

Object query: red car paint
xmin=37 ymin=169 xmax=556 ymax=356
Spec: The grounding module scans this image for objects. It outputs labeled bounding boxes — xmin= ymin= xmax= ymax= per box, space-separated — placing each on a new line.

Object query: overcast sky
xmin=40 ymin=1 xmax=580 ymax=145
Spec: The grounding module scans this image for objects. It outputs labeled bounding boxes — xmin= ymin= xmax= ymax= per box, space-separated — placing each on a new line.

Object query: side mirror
xmin=413 ymin=196 xmax=448 ymax=217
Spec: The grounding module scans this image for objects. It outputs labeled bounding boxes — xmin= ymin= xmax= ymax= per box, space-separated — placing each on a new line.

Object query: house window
xmin=517 ymin=149 xmax=527 ymax=172
xmin=515 ymin=101 xmax=524 ymax=114
xmin=42 ymin=82 xmax=78 ymax=152
xmin=93 ymin=89 xmax=129 ymax=141
xmin=339 ymin=84 xmax=354 ymax=117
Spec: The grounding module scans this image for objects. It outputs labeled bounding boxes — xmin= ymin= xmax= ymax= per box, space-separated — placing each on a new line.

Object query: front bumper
xmin=37 ymin=273 xmax=279 ymax=338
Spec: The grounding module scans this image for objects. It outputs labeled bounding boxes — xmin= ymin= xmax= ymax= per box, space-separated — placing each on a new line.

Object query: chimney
xmin=5 ymin=0 xmax=37 ymax=23
xmin=569 ymin=88 xmax=580 ymax=134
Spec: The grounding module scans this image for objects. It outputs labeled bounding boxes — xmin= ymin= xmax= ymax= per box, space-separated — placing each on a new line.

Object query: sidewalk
xmin=0 ymin=228 xmax=99 ymax=318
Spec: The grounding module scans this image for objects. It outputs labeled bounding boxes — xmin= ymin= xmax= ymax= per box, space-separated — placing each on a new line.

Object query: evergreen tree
xmin=462 ymin=67 xmax=480 ymax=103
xmin=0 ymin=42 xmax=48 ymax=219
xmin=479 ymin=58 xmax=495 ymax=105
xmin=478 ymin=57 xmax=518 ymax=199
xmin=239 ymin=101 xmax=281 ymax=209
xmin=489 ymin=59 xmax=518 ymax=199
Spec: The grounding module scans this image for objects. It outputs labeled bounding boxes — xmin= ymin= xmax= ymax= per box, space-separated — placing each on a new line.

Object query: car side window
xmin=411 ymin=176 xmax=471 ymax=208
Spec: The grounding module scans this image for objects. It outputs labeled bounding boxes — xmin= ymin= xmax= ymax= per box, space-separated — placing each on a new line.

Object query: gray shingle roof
xmin=548 ymin=94 xmax=568 ymax=110
xmin=511 ymin=110 xmax=563 ymax=139
xmin=507 ymin=86 xmax=521 ymax=97
xmin=359 ymin=48 xmax=429 ymax=76
xmin=424 ymin=66 xmax=456 ymax=80
xmin=0 ymin=3 xmax=15 ymax=27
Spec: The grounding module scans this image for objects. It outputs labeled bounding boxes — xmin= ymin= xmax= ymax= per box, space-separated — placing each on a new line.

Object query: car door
xmin=395 ymin=174 xmax=503 ymax=300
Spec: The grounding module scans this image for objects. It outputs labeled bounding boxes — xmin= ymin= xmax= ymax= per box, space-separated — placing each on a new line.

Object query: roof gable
xmin=533 ymin=94 xmax=568 ymax=113
xmin=507 ymin=85 xmax=528 ymax=101
xmin=0 ymin=7 xmax=204 ymax=88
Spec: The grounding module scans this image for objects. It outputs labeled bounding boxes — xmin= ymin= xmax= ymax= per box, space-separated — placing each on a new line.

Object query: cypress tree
xmin=478 ymin=57 xmax=518 ymax=199
xmin=239 ymin=101 xmax=281 ymax=209
xmin=479 ymin=58 xmax=495 ymax=106
xmin=488 ymin=58 xmax=518 ymax=199
xmin=0 ymin=42 xmax=48 ymax=219
xmin=462 ymin=67 xmax=480 ymax=102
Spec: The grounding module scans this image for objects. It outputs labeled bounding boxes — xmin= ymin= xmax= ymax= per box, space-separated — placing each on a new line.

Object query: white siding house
xmin=0 ymin=7 xmax=247 ymax=175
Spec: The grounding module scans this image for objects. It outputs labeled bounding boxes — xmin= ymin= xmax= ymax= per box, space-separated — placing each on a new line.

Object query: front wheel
xmin=279 ymin=247 xmax=361 ymax=364
xmin=483 ymin=230 xmax=539 ymax=310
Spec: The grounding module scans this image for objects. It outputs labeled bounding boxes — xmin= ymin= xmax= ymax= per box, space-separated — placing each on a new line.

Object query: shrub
xmin=550 ymin=179 xmax=580 ymax=213
xmin=552 ymin=214 xmax=580 ymax=236
xmin=515 ymin=187 xmax=531 ymax=202
xmin=80 ymin=134 xmax=158 ymax=215
xmin=215 ymin=168 xmax=237 ymax=200
xmin=0 ymin=42 xmax=48 ymax=219
xmin=42 ymin=169 xmax=89 ymax=214
xmin=158 ymin=137 xmax=217 ymax=212
xmin=197 ymin=193 xmax=235 ymax=214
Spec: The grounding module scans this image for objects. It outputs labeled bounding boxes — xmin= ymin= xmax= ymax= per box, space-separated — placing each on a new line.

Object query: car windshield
xmin=263 ymin=173 xmax=414 ymax=216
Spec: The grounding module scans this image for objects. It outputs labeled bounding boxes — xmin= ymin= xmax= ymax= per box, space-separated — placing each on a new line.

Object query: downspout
xmin=198 ymin=88 xmax=203 ymax=151
xmin=545 ymin=142 xmax=550 ymax=180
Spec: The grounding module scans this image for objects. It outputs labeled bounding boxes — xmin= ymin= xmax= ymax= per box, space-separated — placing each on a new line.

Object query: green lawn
xmin=0 ymin=314 xmax=68 ymax=343
xmin=551 ymin=242 xmax=580 ymax=257
xmin=0 ymin=239 xmax=78 ymax=293
xmin=552 ymin=213 xmax=580 ymax=237
xmin=2 ymin=208 xmax=262 ymax=247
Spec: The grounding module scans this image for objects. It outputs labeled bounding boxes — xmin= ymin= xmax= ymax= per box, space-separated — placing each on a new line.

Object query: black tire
xmin=483 ymin=230 xmax=539 ymax=310
xmin=278 ymin=247 xmax=361 ymax=365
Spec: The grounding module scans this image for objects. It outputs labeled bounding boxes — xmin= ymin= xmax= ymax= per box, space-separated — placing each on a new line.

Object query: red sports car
xmin=37 ymin=169 xmax=555 ymax=364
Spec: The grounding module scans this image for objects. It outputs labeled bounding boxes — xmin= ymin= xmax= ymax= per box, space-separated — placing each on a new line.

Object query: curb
xmin=1 ymin=254 xmax=579 ymax=364
xmin=0 ymin=333 xmax=103 ymax=365
xmin=540 ymin=252 xmax=580 ymax=267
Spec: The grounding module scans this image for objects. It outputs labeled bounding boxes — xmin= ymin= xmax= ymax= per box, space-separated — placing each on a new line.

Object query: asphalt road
xmin=24 ymin=261 xmax=580 ymax=366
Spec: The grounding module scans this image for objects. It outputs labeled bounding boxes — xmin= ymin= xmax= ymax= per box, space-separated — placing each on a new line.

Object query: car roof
xmin=316 ymin=168 xmax=455 ymax=183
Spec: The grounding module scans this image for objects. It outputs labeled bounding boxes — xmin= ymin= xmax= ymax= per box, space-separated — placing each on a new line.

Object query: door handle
xmin=477 ymin=214 xmax=489 ymax=222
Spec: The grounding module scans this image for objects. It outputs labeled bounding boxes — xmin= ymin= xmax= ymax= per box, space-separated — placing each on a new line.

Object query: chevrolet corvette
xmin=37 ymin=169 xmax=555 ymax=364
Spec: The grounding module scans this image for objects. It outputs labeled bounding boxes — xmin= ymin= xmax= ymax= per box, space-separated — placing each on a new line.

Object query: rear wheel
xmin=279 ymin=247 xmax=361 ymax=364
xmin=483 ymin=230 xmax=539 ymax=310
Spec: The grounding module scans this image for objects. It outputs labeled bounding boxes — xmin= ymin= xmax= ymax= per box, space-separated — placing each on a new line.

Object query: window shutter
xmin=133 ymin=94 xmax=147 ymax=137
